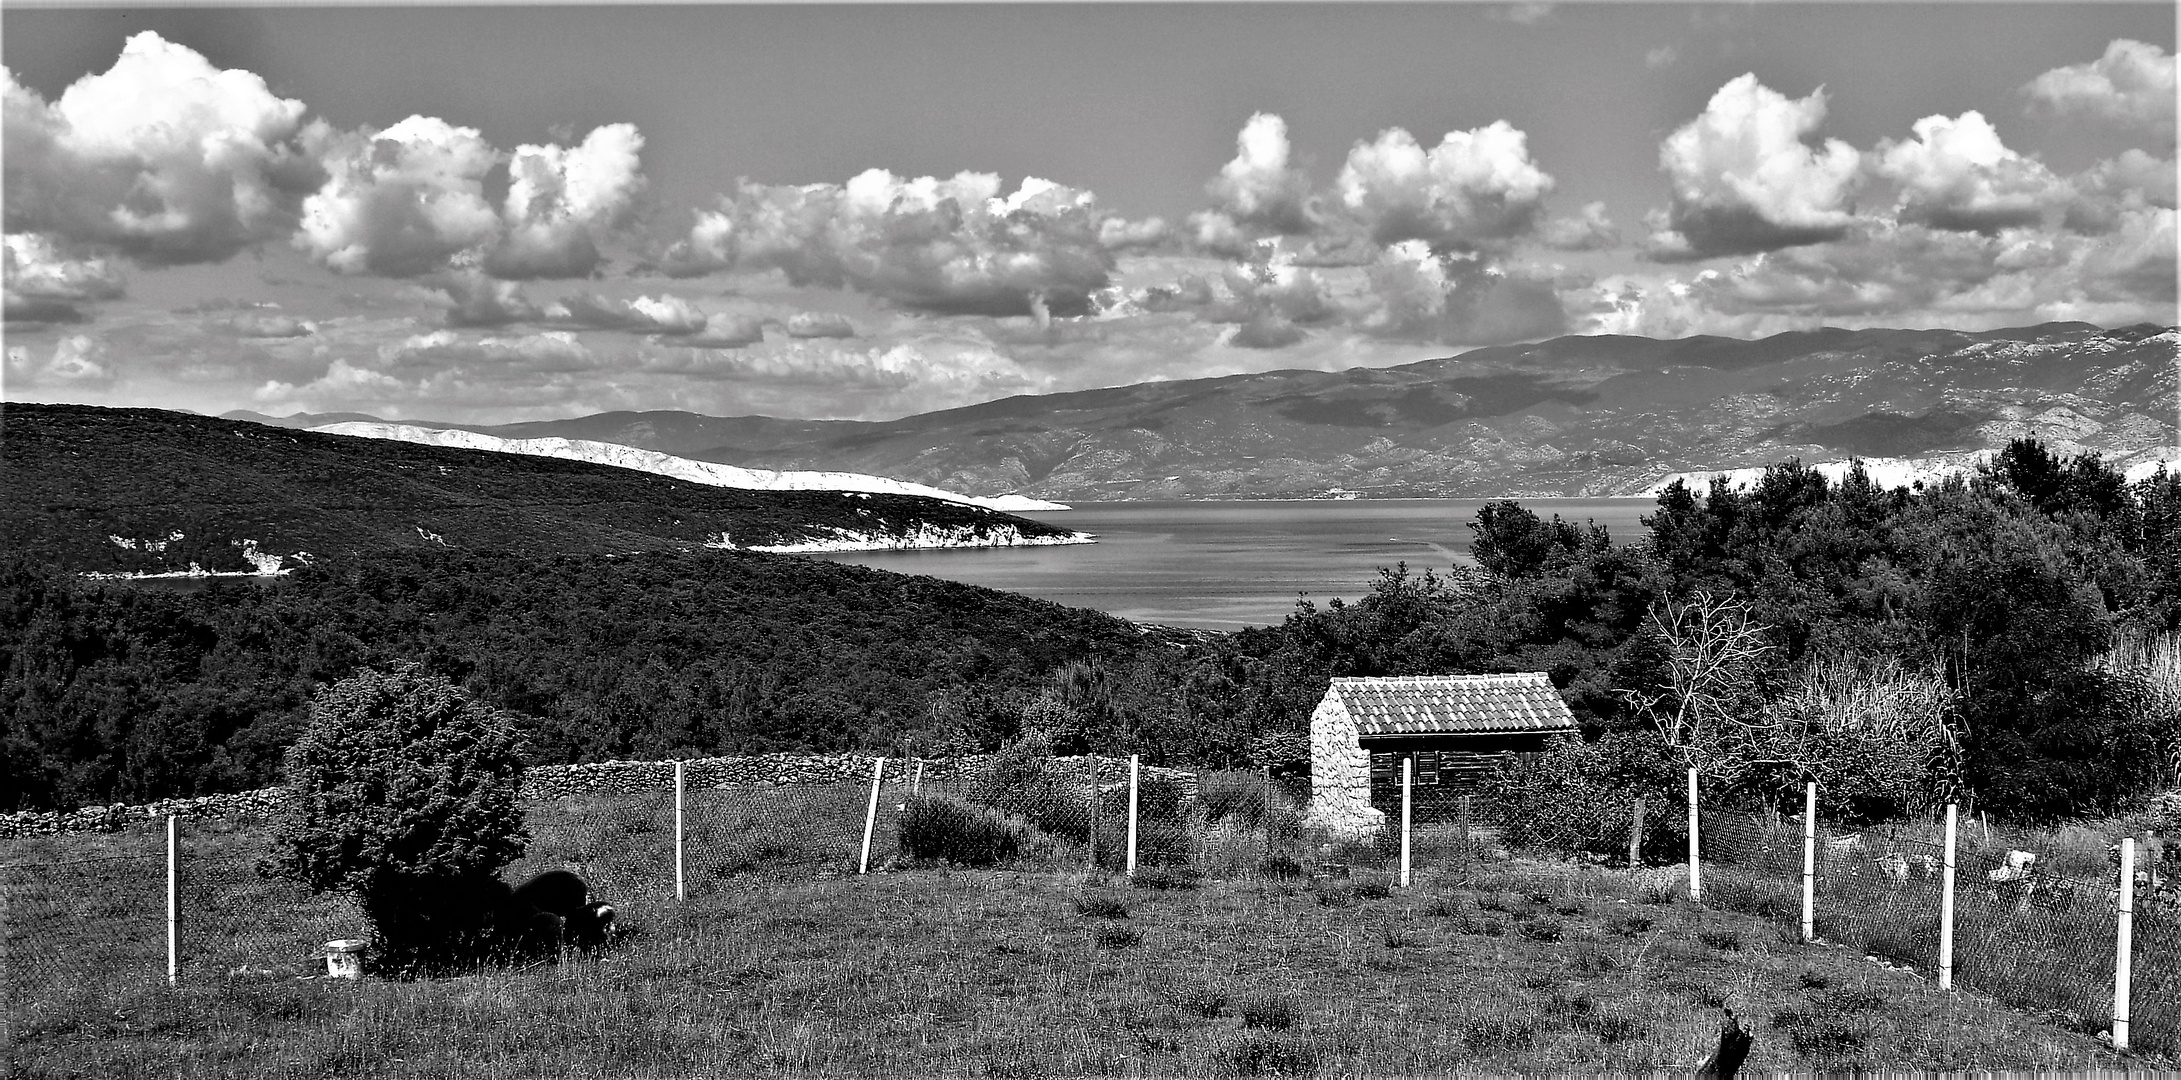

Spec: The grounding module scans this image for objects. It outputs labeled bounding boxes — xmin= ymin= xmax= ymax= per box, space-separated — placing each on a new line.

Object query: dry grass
xmin=3 ymin=808 xmax=2139 ymax=1078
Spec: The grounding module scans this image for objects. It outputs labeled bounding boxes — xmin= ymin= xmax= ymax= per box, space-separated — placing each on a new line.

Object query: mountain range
xmin=227 ymin=321 xmax=2177 ymax=500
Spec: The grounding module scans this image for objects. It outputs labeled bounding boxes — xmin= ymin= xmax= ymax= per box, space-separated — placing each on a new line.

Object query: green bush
xmin=899 ymin=794 xmax=1050 ymax=866
xmin=975 ymin=736 xmax=1095 ymax=842
xmin=266 ymin=664 xmax=530 ymax=975
xmin=1480 ymin=732 xmax=1687 ymax=863
xmin=1199 ymin=770 xmax=1272 ymax=828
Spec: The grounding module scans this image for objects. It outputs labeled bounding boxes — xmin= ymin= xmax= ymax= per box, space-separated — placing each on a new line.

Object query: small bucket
xmin=325 ymin=939 xmax=368 ymax=979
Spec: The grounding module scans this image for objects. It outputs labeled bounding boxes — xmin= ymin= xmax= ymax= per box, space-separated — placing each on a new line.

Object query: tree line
xmin=6 ymin=438 xmax=2177 ymax=824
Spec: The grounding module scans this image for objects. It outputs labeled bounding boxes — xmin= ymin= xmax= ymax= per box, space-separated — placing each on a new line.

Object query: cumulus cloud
xmin=2 ymin=34 xmax=320 ymax=266
xmin=1227 ymin=312 xmax=1308 ymax=350
xmin=683 ymin=313 xmax=767 ymax=350
xmin=4 ymin=334 xmax=112 ymax=383
xmin=1335 ymin=122 xmax=1556 ymax=249
xmin=296 ymin=116 xmax=502 ymax=277
xmin=1645 ymin=46 xmax=1679 ymax=70
xmin=2023 ymin=39 xmax=2176 ymax=134
xmin=1190 ymin=113 xmax=1321 ymax=252
xmin=1583 ymin=209 xmax=2175 ymax=338
xmin=485 ymin=124 xmax=647 ymax=279
xmin=296 ymin=117 xmax=647 ymax=280
xmin=1360 ymin=242 xmax=1568 ymax=346
xmin=1538 ymin=201 xmax=1621 ymax=250
xmin=217 ymin=311 xmax=314 ymax=338
xmin=2065 ymin=149 xmax=2179 ymax=233
xmin=1650 ymin=74 xmax=1864 ymax=259
xmin=382 ymin=329 xmax=597 ymax=373
xmin=540 ymin=291 xmax=709 ymax=336
xmin=4 ymin=233 xmax=125 ymax=323
xmin=660 ymin=170 xmax=1119 ymax=318
xmin=784 ymin=311 xmax=857 ymax=339
xmin=1872 ymin=111 xmax=2071 ymax=233
xmin=434 ymin=272 xmax=544 ymax=327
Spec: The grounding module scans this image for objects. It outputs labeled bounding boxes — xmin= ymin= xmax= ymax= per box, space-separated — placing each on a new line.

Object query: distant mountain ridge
xmin=310 ymin=422 xmax=1069 ymax=512
xmin=3 ymin=404 xmax=1081 ymax=575
xmin=229 ymin=322 xmax=2179 ymax=499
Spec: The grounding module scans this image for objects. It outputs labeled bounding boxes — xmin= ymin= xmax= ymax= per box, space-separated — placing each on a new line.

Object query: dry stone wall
xmin=0 ymin=754 xmax=1196 ymax=838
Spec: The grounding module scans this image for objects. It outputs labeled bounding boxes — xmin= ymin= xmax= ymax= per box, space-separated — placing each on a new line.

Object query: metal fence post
xmin=673 ymin=760 xmax=686 ymax=903
xmin=166 ymin=814 xmax=178 ymax=987
xmin=2114 ymin=837 xmax=2135 ymax=1052
xmin=1939 ymin=804 xmax=1958 ymax=990
xmin=1800 ymin=782 xmax=1817 ymax=942
xmin=859 ymin=757 xmax=886 ymax=875
xmin=1125 ymin=754 xmax=1140 ymax=877
xmin=1687 ymin=767 xmax=1701 ymax=902
xmin=1087 ymin=756 xmax=1101 ymax=870
xmin=1399 ymin=756 xmax=1413 ymax=888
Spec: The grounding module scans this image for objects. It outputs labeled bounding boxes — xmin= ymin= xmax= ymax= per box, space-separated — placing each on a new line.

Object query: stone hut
xmin=1304 ymin=673 xmax=1578 ymax=836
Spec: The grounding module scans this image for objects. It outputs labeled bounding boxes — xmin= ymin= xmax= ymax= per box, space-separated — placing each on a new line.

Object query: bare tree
xmin=1619 ymin=590 xmax=1777 ymax=780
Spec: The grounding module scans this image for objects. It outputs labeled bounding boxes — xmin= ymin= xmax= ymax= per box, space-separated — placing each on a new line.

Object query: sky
xmin=3 ymin=2 xmax=2175 ymax=424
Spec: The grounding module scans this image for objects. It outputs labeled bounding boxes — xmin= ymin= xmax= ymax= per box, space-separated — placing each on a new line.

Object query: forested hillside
xmin=7 ymin=435 xmax=2175 ymax=825
xmin=0 ymin=549 xmax=1178 ymax=810
xmin=0 ymin=404 xmax=1073 ymax=574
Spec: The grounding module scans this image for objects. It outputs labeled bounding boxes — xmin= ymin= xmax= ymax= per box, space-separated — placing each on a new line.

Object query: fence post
xmin=912 ymin=758 xmax=924 ymax=797
xmin=1939 ymin=803 xmax=1958 ymax=990
xmin=1629 ymin=798 xmax=1646 ymax=867
xmin=1801 ymin=782 xmax=1817 ymax=942
xmin=1687 ymin=767 xmax=1702 ymax=902
xmin=859 ymin=757 xmax=886 ymax=875
xmin=673 ymin=760 xmax=686 ymax=903
xmin=166 ymin=814 xmax=178 ymax=988
xmin=1125 ymin=754 xmax=1140 ymax=877
xmin=1399 ymin=756 xmax=1413 ymax=889
xmin=2114 ymin=837 xmax=2135 ymax=1051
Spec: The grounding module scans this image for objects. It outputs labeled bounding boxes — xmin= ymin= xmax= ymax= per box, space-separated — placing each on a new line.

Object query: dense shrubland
xmin=5 ymin=437 xmax=2177 ymax=826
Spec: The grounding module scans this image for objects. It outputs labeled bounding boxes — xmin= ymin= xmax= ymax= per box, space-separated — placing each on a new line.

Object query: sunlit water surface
xmin=807 ymin=498 xmax=1656 ymax=630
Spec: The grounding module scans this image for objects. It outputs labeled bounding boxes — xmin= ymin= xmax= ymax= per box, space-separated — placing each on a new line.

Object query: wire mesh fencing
xmin=1688 ymin=795 xmax=2174 ymax=1055
xmin=1 ymin=840 xmax=167 ymax=1043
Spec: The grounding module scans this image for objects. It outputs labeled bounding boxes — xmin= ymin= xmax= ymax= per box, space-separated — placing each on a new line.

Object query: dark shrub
xmin=1200 ymin=770 xmax=1272 ymax=828
xmin=1095 ymin=924 xmax=1142 ymax=948
xmin=1130 ymin=864 xmax=1202 ymax=891
xmin=976 ymin=736 xmax=1093 ymax=842
xmin=1258 ymin=853 xmax=1304 ymax=878
xmin=899 ymin=794 xmax=1050 ymax=866
xmin=1236 ymin=994 xmax=1295 ymax=1030
xmin=1076 ymin=894 xmax=1129 ymax=918
xmin=1480 ymin=732 xmax=1687 ymax=862
xmin=1697 ymin=925 xmax=1744 ymax=952
xmin=267 ymin=665 xmax=529 ymax=975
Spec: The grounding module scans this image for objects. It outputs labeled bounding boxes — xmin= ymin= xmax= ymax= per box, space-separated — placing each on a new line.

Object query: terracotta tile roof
xmin=1330 ymin=673 xmax=1577 ymax=737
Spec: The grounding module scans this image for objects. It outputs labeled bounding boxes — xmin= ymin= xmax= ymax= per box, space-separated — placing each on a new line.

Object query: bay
xmin=807 ymin=498 xmax=1657 ymax=630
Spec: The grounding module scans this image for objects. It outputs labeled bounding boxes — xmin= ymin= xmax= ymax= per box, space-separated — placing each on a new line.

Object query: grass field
xmin=2 ymin=805 xmax=2141 ymax=1078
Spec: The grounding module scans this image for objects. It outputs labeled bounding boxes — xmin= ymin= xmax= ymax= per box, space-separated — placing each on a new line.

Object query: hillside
xmin=291 ymin=322 xmax=2176 ymax=500
xmin=309 ymin=422 xmax=1070 ymax=512
xmin=1 ymin=404 xmax=1080 ymax=576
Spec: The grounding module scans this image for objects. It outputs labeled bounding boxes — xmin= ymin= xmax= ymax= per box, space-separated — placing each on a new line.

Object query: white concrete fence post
xmin=2115 ymin=837 xmax=2136 ymax=1052
xmin=911 ymin=758 xmax=924 ymax=797
xmin=166 ymin=814 xmax=178 ymax=987
xmin=859 ymin=757 xmax=886 ymax=875
xmin=1687 ymin=767 xmax=1701 ymax=902
xmin=673 ymin=760 xmax=686 ymax=903
xmin=1940 ymin=804 xmax=1958 ymax=991
xmin=1399 ymin=756 xmax=1413 ymax=889
xmin=1125 ymin=754 xmax=1140 ymax=877
xmin=1800 ymin=782 xmax=1816 ymax=942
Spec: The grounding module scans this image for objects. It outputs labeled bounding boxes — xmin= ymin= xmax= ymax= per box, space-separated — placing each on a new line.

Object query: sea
xmin=808 ymin=498 xmax=1657 ymax=630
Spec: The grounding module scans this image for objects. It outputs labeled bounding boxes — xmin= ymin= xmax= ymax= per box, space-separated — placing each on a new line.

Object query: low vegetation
xmin=3 ymin=806 xmax=2133 ymax=1078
